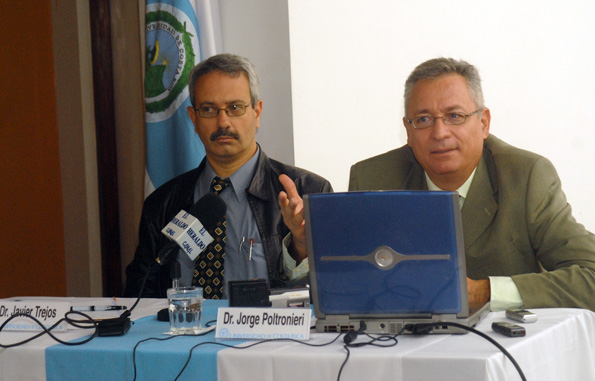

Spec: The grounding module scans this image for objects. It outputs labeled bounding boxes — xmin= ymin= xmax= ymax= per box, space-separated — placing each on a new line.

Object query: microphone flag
xmin=161 ymin=210 xmax=214 ymax=261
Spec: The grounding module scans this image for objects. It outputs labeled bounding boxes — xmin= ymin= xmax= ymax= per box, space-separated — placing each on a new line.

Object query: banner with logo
xmin=144 ymin=0 xmax=221 ymax=195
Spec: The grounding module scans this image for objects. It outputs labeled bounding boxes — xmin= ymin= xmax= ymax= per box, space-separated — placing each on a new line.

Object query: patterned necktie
xmin=193 ymin=177 xmax=231 ymax=299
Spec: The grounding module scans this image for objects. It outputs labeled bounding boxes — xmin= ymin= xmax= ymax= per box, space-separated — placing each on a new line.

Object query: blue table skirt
xmin=46 ymin=300 xmax=238 ymax=381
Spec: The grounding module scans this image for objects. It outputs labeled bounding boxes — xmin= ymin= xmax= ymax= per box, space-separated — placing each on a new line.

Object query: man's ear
xmin=480 ymin=108 xmax=491 ymax=138
xmin=187 ymin=106 xmax=198 ymax=134
xmin=253 ymin=99 xmax=263 ymax=129
xmin=403 ymin=117 xmax=412 ymax=145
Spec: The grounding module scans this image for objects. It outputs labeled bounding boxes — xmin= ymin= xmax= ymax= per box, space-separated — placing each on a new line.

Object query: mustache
xmin=210 ymin=128 xmax=239 ymax=141
xmin=431 ymin=146 xmax=456 ymax=153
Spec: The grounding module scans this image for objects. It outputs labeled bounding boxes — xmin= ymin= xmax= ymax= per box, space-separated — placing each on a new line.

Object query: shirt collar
xmin=425 ymin=167 xmax=477 ymax=199
xmin=200 ymin=146 xmax=260 ymax=202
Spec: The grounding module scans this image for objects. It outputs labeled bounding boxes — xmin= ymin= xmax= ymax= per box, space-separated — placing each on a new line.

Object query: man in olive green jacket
xmin=349 ymin=58 xmax=595 ymax=311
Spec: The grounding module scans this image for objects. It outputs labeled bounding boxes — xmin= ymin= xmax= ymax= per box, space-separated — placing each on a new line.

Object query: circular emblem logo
xmin=145 ymin=5 xmax=198 ymax=122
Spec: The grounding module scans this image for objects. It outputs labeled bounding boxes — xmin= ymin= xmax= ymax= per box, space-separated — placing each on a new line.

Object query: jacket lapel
xmin=395 ymin=144 xmax=498 ymax=251
xmin=245 ymin=147 xmax=273 ymax=202
xmin=461 ymin=154 xmax=498 ymax=250
xmin=401 ymin=150 xmax=427 ymax=190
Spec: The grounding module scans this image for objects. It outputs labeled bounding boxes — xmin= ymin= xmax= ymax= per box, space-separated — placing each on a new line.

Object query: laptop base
xmin=316 ymin=302 xmax=490 ymax=335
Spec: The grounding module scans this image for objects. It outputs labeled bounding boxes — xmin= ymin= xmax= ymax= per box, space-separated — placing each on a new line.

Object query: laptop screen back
xmin=305 ymin=191 xmax=468 ymax=318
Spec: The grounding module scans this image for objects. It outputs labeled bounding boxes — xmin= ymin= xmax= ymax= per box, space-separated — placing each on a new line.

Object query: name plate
xmin=0 ymin=301 xmax=71 ymax=331
xmin=215 ymin=307 xmax=311 ymax=340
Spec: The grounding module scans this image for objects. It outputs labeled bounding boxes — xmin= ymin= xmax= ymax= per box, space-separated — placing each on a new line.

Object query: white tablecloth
xmin=217 ymin=308 xmax=595 ymax=381
xmin=0 ymin=297 xmax=166 ymax=381
xmin=2 ymin=299 xmax=594 ymax=381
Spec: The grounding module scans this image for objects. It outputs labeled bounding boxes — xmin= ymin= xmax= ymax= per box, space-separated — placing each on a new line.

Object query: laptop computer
xmin=304 ymin=190 xmax=489 ymax=334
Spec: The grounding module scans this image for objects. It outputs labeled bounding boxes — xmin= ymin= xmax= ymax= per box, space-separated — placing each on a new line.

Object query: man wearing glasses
xmin=349 ymin=57 xmax=595 ymax=311
xmin=125 ymin=54 xmax=332 ymax=299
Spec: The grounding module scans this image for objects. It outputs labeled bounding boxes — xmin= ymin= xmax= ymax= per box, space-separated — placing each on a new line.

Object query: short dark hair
xmin=188 ymin=53 xmax=260 ymax=107
xmin=404 ymin=57 xmax=485 ymax=113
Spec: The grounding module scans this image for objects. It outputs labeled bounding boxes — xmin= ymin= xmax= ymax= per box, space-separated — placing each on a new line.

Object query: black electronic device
xmin=157 ymin=308 xmax=169 ymax=322
xmin=96 ymin=317 xmax=132 ymax=336
xmin=229 ymin=279 xmax=271 ymax=307
xmin=492 ymin=321 xmax=526 ymax=337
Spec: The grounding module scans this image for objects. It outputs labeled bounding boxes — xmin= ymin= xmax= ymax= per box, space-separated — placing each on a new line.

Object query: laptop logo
xmin=321 ymin=246 xmax=450 ymax=270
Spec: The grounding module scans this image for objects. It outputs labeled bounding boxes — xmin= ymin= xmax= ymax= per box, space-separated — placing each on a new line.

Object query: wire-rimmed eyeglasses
xmin=406 ymin=109 xmax=481 ymax=129
xmin=194 ymin=103 xmax=249 ymax=118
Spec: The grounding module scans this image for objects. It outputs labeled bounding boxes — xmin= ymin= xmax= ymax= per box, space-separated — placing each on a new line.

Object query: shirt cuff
xmin=488 ymin=276 xmax=524 ymax=311
xmin=282 ymin=233 xmax=309 ymax=281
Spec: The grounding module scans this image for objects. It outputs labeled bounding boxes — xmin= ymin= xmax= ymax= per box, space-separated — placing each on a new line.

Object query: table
xmin=219 ymin=308 xmax=595 ymax=381
xmin=0 ymin=297 xmax=168 ymax=380
xmin=1 ymin=297 xmax=594 ymax=380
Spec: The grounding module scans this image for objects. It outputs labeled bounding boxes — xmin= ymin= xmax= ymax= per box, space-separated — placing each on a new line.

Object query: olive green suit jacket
xmin=349 ymin=135 xmax=595 ymax=310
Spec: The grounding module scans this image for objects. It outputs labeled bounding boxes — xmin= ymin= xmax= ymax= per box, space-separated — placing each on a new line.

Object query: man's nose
xmin=430 ymin=117 xmax=451 ymax=139
xmin=217 ymin=109 xmax=232 ymax=127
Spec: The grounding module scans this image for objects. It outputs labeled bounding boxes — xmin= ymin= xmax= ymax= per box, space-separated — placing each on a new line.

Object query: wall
xmin=0 ymin=1 xmax=67 ymax=297
xmin=52 ymin=0 xmax=103 ymax=297
xmin=110 ymin=0 xmax=146 ymax=289
xmin=219 ymin=0 xmax=295 ymax=165
xmin=288 ymin=0 xmax=595 ymax=232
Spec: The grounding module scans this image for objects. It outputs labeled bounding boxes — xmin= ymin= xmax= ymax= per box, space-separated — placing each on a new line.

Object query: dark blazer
xmin=349 ymin=135 xmax=595 ymax=310
xmin=124 ymin=149 xmax=333 ymax=298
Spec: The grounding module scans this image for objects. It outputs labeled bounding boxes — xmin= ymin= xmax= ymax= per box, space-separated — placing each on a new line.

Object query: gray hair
xmin=188 ymin=53 xmax=260 ymax=107
xmin=404 ymin=58 xmax=485 ymax=113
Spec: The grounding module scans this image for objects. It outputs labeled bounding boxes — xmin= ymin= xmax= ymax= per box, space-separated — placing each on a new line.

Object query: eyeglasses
xmin=194 ymin=103 xmax=249 ymax=118
xmin=406 ymin=109 xmax=481 ymax=129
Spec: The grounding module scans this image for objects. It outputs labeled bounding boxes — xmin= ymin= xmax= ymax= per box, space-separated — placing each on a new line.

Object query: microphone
xmin=153 ymin=193 xmax=226 ymax=270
